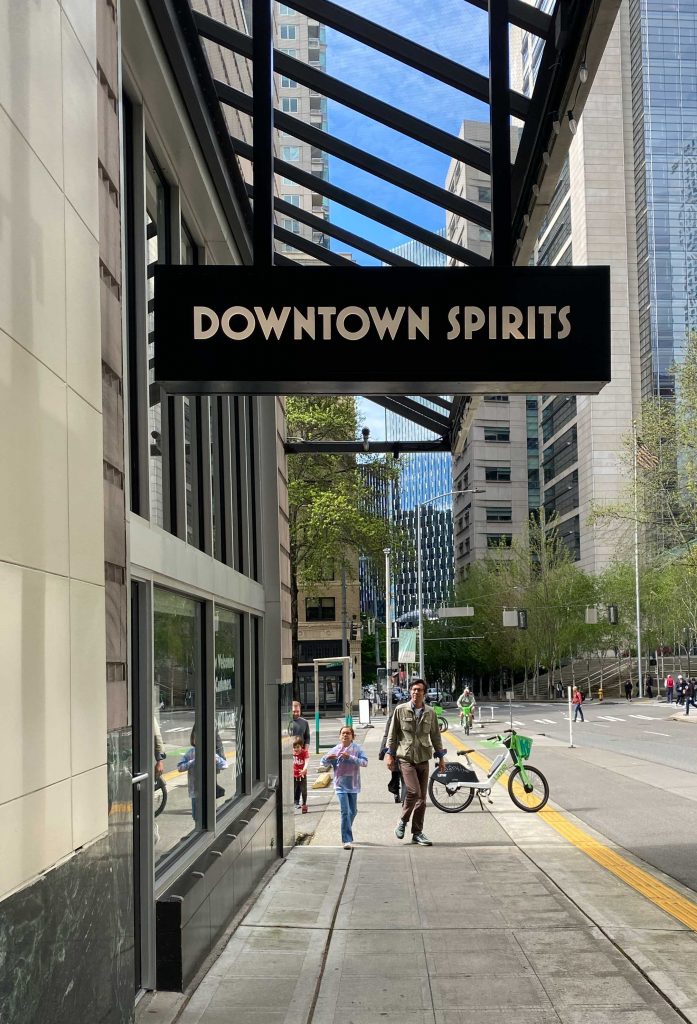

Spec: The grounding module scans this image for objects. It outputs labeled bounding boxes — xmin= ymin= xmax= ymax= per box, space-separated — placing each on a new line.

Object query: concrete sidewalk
xmin=142 ymin=719 xmax=697 ymax=1024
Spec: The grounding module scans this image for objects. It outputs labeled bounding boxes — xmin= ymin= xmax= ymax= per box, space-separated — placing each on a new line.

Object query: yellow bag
xmin=312 ymin=770 xmax=332 ymax=789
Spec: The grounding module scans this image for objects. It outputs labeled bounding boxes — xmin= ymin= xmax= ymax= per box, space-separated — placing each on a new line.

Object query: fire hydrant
xmin=597 ymin=686 xmax=604 ymax=702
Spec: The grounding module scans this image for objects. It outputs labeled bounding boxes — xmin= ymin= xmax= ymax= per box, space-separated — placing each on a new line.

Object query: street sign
xmin=153 ymin=265 xmax=611 ymax=396
xmin=505 ymin=690 xmax=514 ymax=700
xmin=438 ymin=606 xmax=474 ymax=618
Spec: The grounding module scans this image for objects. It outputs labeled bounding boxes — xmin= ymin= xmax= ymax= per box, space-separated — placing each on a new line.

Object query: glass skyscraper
xmin=630 ymin=0 xmax=697 ymax=398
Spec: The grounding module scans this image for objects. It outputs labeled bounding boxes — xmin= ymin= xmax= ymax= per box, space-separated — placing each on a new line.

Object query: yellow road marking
xmin=443 ymin=729 xmax=697 ymax=932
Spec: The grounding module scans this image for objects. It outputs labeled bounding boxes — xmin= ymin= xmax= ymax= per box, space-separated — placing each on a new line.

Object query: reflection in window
xmin=146 ymin=151 xmax=169 ymax=528
xmin=153 ymin=589 xmax=202 ymax=867
xmin=215 ymin=607 xmax=243 ymax=815
xmin=181 ymin=222 xmax=199 ymax=547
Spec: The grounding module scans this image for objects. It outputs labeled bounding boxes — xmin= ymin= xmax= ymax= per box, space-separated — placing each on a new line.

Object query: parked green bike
xmin=428 ymin=729 xmax=549 ymax=813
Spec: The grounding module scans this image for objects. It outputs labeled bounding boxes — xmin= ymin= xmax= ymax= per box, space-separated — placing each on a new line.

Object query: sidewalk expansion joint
xmin=306 ymin=849 xmax=353 ymax=1024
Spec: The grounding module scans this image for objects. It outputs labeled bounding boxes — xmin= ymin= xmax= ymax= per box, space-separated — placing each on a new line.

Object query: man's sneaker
xmin=394 ymin=820 xmax=406 ymax=840
xmin=411 ymin=832 xmax=433 ymax=846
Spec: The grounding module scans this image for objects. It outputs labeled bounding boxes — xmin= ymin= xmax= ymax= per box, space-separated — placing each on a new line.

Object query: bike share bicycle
xmin=428 ymin=729 xmax=549 ymax=813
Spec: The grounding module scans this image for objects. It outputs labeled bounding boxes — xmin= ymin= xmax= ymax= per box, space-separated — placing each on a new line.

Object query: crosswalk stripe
xmin=630 ymin=714 xmax=655 ymax=720
xmin=598 ymin=715 xmax=624 ymax=722
xmin=534 ymin=718 xmax=555 ymax=724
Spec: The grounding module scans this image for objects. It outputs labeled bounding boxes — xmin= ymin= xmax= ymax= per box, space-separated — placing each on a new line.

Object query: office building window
xmin=278 ymin=3 xmax=295 ymax=13
xmin=486 ymin=507 xmax=512 ymax=522
xmin=282 ymin=194 xmax=301 ymax=207
xmin=487 ymin=534 xmax=513 ymax=547
xmin=281 ymin=97 xmax=299 ymax=113
xmin=281 ymin=76 xmax=297 ymax=88
xmin=280 ymin=24 xmax=296 ymax=38
xmin=484 ymin=427 xmax=510 ymax=442
xmin=485 ymin=467 xmax=511 ymax=481
xmin=214 ymin=607 xmax=244 ymax=815
xmin=484 ymin=395 xmax=509 ymax=402
xmin=306 ymin=597 xmax=336 ymax=621
xmin=154 ymin=589 xmax=203 ymax=868
xmin=282 ymin=146 xmax=301 ymax=161
xmin=145 ymin=149 xmax=170 ymax=528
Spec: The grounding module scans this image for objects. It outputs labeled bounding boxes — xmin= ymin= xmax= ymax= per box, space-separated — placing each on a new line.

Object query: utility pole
xmin=384 ymin=547 xmax=391 ymax=710
xmin=341 ymin=564 xmax=348 ymax=657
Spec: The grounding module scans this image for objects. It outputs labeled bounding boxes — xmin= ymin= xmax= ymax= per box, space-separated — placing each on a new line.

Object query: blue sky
xmin=325 ymin=0 xmax=490 ymax=264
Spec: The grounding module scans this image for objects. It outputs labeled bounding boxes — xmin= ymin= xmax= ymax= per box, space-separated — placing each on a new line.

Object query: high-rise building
xmin=446 ymin=121 xmax=539 ymax=580
xmin=274 ymin=3 xmax=330 ymax=258
xmin=511 ymin=4 xmax=642 ymax=572
xmin=385 ymin=398 xmax=454 ymax=621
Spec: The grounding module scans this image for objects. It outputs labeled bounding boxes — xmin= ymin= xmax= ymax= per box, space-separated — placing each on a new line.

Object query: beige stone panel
xmin=71 ymin=765 xmax=108 ymax=849
xmin=0 ymin=0 xmax=64 ymax=185
xmin=62 ymin=16 xmax=99 ymax=239
xmin=0 ymin=110 xmax=67 ymax=379
xmin=67 ymin=388 xmax=105 ymax=585
xmin=62 ymin=0 xmax=97 ymax=70
xmin=70 ymin=580 xmax=107 ymax=775
xmin=0 ymin=328 xmax=70 ymax=575
xmin=65 ymin=202 xmax=102 ymax=411
xmin=0 ymin=780 xmax=72 ymax=899
xmin=0 ymin=563 xmax=71 ymax=805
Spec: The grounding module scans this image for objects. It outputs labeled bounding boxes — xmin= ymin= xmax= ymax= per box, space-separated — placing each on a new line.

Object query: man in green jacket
xmin=385 ymin=679 xmax=447 ymax=846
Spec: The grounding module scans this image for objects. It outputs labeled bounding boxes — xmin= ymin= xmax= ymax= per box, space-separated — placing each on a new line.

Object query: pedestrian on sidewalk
xmin=677 ymin=676 xmax=685 ymax=706
xmin=572 ymin=685 xmax=585 ymax=722
xmin=624 ymin=679 xmax=633 ymax=701
xmin=385 ymin=679 xmax=447 ymax=847
xmin=289 ymin=700 xmax=311 ymax=750
xmin=292 ymin=737 xmax=309 ymax=812
xmin=665 ymin=673 xmax=675 ymax=703
xmin=646 ymin=674 xmax=654 ymax=699
xmin=320 ymin=725 xmax=368 ymax=849
xmin=684 ymin=678 xmax=697 ymax=715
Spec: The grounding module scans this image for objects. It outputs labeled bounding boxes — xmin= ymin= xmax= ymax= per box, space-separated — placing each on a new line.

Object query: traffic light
xmin=350 ymin=620 xmax=358 ymax=641
xmin=390 ymin=637 xmax=399 ymax=665
xmin=608 ymin=604 xmax=619 ymax=625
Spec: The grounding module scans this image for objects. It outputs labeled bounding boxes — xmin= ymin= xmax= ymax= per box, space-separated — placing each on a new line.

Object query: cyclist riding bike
xmin=456 ymin=688 xmax=476 ymax=733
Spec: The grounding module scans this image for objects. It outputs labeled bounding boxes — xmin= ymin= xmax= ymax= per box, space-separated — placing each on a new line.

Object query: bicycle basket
xmin=511 ymin=734 xmax=532 ymax=760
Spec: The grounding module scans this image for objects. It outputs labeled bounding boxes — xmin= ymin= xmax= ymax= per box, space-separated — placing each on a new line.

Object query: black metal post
xmin=253 ymin=0 xmax=274 ymax=267
xmin=489 ymin=0 xmax=512 ymax=266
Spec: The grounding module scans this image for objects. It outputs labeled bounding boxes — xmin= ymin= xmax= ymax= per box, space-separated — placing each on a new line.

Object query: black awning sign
xmin=154 ymin=264 xmax=610 ymax=395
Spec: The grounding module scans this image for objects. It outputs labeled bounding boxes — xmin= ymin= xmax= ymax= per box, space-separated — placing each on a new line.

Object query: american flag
xmin=636 ymin=438 xmax=659 ymax=470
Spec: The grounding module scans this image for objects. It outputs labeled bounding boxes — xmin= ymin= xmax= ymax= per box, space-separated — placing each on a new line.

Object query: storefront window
xmin=215 ymin=607 xmax=244 ymax=814
xmin=153 ymin=589 xmax=203 ymax=865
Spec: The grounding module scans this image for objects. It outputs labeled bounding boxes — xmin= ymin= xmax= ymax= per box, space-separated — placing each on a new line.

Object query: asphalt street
xmin=443 ymin=699 xmax=697 ymax=898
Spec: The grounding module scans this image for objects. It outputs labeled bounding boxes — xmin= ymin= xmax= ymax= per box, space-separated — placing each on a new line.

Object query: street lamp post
xmin=384 ymin=547 xmax=392 ymax=709
xmin=417 ymin=489 xmax=484 ymax=680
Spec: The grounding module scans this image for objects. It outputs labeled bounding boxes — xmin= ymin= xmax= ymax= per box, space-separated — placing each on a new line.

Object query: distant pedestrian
xmin=665 ymin=674 xmax=675 ymax=703
xmin=646 ymin=675 xmax=654 ymax=699
xmin=289 ymin=700 xmax=311 ymax=750
xmin=572 ymin=685 xmax=585 ymax=722
xmin=624 ymin=679 xmax=633 ymax=701
xmin=320 ymin=725 xmax=368 ymax=849
xmin=677 ymin=676 xmax=685 ymax=706
xmin=293 ymin=737 xmax=309 ymax=812
xmin=685 ymin=679 xmax=697 ymax=715
xmin=385 ymin=679 xmax=447 ymax=846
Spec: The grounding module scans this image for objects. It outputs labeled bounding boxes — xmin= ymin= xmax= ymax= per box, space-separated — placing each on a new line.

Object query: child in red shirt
xmin=293 ymin=738 xmax=309 ymax=813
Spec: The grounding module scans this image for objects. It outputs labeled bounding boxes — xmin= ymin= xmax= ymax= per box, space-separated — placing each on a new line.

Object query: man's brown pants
xmin=398 ymin=760 xmax=429 ymax=835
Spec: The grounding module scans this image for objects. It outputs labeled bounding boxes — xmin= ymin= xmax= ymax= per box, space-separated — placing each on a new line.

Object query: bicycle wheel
xmin=154 ymin=776 xmax=168 ymax=817
xmin=438 ymin=715 xmax=449 ymax=733
xmin=507 ymin=765 xmax=549 ymax=812
xmin=464 ymin=717 xmax=470 ymax=736
xmin=428 ymin=770 xmax=474 ymax=812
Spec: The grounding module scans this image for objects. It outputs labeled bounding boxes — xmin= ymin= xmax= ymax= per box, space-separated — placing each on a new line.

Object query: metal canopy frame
xmin=150 ymin=0 xmax=621 ymax=452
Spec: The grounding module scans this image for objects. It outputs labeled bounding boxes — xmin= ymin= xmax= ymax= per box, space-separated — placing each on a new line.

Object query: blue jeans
xmin=337 ymin=791 xmax=358 ymax=844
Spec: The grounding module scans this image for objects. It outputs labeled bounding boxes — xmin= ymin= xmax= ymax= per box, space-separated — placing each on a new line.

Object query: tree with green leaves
xmin=286 ymin=397 xmax=400 ymax=691
xmin=590 ymin=333 xmax=697 ymax=662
